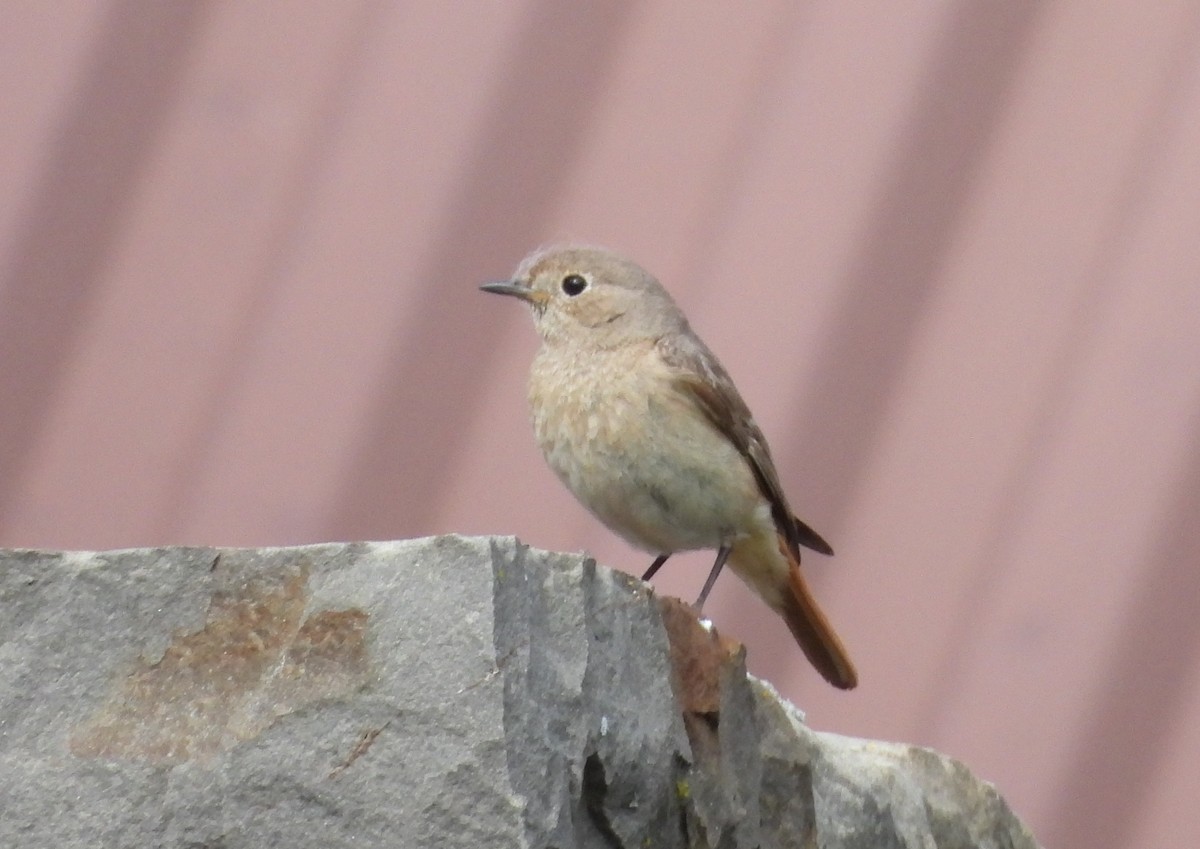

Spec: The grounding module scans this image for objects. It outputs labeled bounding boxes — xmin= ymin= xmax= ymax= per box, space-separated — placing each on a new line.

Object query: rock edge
xmin=0 ymin=536 xmax=1040 ymax=848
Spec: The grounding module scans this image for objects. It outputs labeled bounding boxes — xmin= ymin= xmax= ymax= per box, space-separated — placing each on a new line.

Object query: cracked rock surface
xmin=0 ymin=536 xmax=1040 ymax=848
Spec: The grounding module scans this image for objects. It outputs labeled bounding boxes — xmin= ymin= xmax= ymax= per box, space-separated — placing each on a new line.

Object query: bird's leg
xmin=694 ymin=546 xmax=731 ymax=610
xmin=642 ymin=553 xmax=670 ymax=581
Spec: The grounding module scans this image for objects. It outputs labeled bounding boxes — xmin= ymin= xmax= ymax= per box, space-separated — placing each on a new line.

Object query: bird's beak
xmin=480 ymin=280 xmax=547 ymax=306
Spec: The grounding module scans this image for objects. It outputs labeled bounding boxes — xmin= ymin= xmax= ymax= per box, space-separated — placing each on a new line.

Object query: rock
xmin=0 ymin=536 xmax=1040 ymax=848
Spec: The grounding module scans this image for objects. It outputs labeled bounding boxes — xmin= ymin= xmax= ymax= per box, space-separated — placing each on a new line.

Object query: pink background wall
xmin=3 ymin=3 xmax=1199 ymax=845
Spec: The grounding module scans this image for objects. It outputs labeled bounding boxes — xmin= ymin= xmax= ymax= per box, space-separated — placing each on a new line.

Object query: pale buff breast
xmin=527 ymin=342 xmax=767 ymax=554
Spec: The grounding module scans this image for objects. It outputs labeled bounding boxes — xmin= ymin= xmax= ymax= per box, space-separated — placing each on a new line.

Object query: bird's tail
xmin=779 ymin=538 xmax=858 ymax=689
xmin=730 ymin=531 xmax=858 ymax=690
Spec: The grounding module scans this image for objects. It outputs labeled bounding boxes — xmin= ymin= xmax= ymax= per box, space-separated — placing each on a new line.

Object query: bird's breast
xmin=528 ymin=345 xmax=653 ymax=478
xmin=526 ymin=344 xmax=764 ymax=553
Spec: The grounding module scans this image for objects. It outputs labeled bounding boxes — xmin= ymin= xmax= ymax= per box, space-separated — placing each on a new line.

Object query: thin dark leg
xmin=694 ymin=545 xmax=731 ymax=610
xmin=642 ymin=553 xmax=670 ymax=581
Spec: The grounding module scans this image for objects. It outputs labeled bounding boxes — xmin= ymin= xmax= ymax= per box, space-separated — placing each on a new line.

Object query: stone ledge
xmin=0 ymin=536 xmax=1040 ymax=848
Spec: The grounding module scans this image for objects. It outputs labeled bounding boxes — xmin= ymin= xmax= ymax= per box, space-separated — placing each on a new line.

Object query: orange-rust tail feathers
xmin=728 ymin=530 xmax=858 ymax=689
xmin=778 ymin=536 xmax=857 ymax=689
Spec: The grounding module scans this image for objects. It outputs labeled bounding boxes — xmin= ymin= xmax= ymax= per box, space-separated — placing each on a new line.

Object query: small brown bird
xmin=482 ymin=245 xmax=857 ymax=689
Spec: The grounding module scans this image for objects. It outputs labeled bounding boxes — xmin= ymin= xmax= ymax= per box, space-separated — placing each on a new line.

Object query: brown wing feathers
xmin=662 ymin=335 xmax=857 ymax=689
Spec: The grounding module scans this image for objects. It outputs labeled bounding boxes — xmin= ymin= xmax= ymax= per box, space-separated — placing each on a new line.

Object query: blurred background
xmin=3 ymin=2 xmax=1199 ymax=845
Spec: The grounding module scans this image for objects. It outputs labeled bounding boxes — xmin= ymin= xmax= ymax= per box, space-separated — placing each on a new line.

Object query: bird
xmin=481 ymin=245 xmax=857 ymax=689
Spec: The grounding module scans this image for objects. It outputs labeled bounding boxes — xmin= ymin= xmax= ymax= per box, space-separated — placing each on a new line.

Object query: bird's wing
xmin=657 ymin=333 xmax=833 ymax=557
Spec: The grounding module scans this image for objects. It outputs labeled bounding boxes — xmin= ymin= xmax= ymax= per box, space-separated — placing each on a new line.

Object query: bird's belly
xmin=531 ymin=366 xmax=763 ymax=554
xmin=576 ymin=460 xmax=755 ymax=553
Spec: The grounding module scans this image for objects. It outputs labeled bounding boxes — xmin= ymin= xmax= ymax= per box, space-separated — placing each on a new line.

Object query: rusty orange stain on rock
xmin=70 ymin=560 xmax=370 ymax=763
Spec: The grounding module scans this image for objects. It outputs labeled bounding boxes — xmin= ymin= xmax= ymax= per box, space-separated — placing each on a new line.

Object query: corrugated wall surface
xmin=3 ymin=3 xmax=1199 ymax=845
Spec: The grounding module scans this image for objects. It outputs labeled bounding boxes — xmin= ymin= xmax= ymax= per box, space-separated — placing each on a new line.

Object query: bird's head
xmin=481 ymin=245 xmax=686 ymax=349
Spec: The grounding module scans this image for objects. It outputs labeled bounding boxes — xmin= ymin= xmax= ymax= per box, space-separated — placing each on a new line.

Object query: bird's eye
xmin=561 ymin=274 xmax=588 ymax=296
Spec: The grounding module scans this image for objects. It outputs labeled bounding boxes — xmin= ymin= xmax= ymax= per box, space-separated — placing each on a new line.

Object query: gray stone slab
xmin=0 ymin=536 xmax=1041 ymax=848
